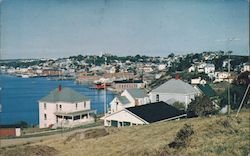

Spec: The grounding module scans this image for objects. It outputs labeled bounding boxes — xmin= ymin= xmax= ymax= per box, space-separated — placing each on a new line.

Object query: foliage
xmin=168 ymin=124 xmax=194 ymax=149
xmin=15 ymin=121 xmax=29 ymax=128
xmin=219 ymin=83 xmax=250 ymax=109
xmin=172 ymin=102 xmax=186 ymax=110
xmin=233 ymin=71 xmax=250 ymax=85
xmin=187 ymin=95 xmax=217 ymax=116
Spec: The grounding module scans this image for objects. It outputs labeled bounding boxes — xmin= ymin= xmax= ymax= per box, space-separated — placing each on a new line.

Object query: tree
xmin=168 ymin=53 xmax=175 ymax=58
xmin=15 ymin=121 xmax=29 ymax=128
xmin=187 ymin=95 xmax=216 ymax=116
xmin=172 ymin=102 xmax=186 ymax=110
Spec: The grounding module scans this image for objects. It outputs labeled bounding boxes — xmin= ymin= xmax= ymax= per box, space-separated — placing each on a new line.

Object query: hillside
xmin=1 ymin=110 xmax=249 ymax=156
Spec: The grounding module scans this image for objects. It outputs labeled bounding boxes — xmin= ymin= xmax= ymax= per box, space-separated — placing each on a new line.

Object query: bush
xmin=15 ymin=121 xmax=29 ymax=128
xmin=172 ymin=102 xmax=186 ymax=110
xmin=187 ymin=95 xmax=217 ymax=117
xmin=168 ymin=124 xmax=194 ymax=149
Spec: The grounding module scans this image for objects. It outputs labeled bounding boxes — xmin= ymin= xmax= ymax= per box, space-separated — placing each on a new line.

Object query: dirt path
xmin=0 ymin=125 xmax=103 ymax=148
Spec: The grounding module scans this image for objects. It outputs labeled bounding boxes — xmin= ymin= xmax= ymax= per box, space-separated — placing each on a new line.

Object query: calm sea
xmin=0 ymin=74 xmax=116 ymax=125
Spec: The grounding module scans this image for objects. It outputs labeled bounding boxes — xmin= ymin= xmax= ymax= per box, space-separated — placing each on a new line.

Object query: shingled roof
xmin=39 ymin=87 xmax=89 ymax=103
xmin=196 ymin=84 xmax=217 ymax=98
xmin=151 ymin=79 xmax=199 ymax=95
xmin=116 ymin=95 xmax=130 ymax=105
xmin=126 ymin=88 xmax=148 ymax=99
xmin=126 ymin=101 xmax=186 ymax=123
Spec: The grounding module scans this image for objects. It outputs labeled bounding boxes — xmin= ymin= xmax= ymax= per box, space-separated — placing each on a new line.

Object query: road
xmin=0 ymin=125 xmax=103 ymax=148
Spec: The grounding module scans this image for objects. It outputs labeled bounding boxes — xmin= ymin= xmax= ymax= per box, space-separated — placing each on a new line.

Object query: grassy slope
xmin=1 ymin=110 xmax=249 ymax=156
xmin=32 ymin=110 xmax=249 ymax=156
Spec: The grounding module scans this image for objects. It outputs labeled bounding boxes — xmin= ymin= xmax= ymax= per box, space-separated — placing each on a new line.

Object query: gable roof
xmin=151 ymin=79 xmax=199 ymax=95
xmin=116 ymin=95 xmax=130 ymax=105
xmin=126 ymin=88 xmax=148 ymax=99
xmin=39 ymin=87 xmax=89 ymax=103
xmin=126 ymin=101 xmax=186 ymax=123
xmin=196 ymin=84 xmax=217 ymax=98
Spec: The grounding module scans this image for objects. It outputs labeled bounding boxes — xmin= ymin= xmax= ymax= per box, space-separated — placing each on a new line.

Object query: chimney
xmin=175 ymin=73 xmax=180 ymax=80
xmin=58 ymin=85 xmax=62 ymax=92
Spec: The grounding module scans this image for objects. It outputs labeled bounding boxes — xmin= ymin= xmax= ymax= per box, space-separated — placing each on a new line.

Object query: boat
xmin=93 ymin=78 xmax=112 ymax=89
xmin=21 ymin=74 xmax=30 ymax=78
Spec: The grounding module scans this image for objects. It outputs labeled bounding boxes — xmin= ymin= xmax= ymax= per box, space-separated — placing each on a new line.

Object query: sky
xmin=0 ymin=0 xmax=249 ymax=59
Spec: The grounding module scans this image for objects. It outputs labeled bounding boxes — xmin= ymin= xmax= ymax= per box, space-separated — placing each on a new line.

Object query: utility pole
xmin=227 ymin=51 xmax=231 ymax=114
xmin=236 ymin=84 xmax=250 ymax=117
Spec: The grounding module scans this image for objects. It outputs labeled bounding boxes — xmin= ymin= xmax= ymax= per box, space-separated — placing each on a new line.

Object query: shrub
xmin=172 ymin=102 xmax=186 ymax=110
xmin=187 ymin=95 xmax=217 ymax=117
xmin=168 ymin=124 xmax=194 ymax=149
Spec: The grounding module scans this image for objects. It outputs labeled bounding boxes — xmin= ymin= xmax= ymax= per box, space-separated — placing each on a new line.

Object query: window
xmin=59 ymin=105 xmax=62 ymax=111
xmin=84 ymin=102 xmax=86 ymax=108
xmin=75 ymin=103 xmax=78 ymax=110
xmin=111 ymin=120 xmax=118 ymax=127
xmin=44 ymin=103 xmax=46 ymax=110
xmin=44 ymin=114 xmax=47 ymax=120
xmin=123 ymin=122 xmax=131 ymax=126
xmin=156 ymin=94 xmax=159 ymax=102
xmin=56 ymin=104 xmax=58 ymax=110
xmin=73 ymin=115 xmax=80 ymax=120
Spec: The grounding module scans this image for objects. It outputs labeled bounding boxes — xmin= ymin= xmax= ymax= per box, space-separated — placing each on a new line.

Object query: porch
xmin=54 ymin=109 xmax=96 ymax=128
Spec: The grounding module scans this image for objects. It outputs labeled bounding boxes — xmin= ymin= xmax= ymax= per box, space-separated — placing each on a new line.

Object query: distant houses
xmin=102 ymin=101 xmax=186 ymax=127
xmin=38 ymin=86 xmax=96 ymax=128
xmin=109 ymin=88 xmax=150 ymax=113
xmin=149 ymin=76 xmax=199 ymax=108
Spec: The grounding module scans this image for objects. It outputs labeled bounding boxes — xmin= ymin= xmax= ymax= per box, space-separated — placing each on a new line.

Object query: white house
xmin=242 ymin=62 xmax=250 ymax=72
xmin=158 ymin=64 xmax=167 ymax=71
xmin=213 ymin=72 xmax=230 ymax=83
xmin=102 ymin=101 xmax=186 ymax=127
xmin=191 ymin=77 xmax=207 ymax=85
xmin=188 ymin=65 xmax=196 ymax=72
xmin=109 ymin=88 xmax=150 ymax=113
xmin=149 ymin=77 xmax=199 ymax=109
xmin=204 ymin=64 xmax=215 ymax=74
xmin=38 ymin=86 xmax=96 ymax=128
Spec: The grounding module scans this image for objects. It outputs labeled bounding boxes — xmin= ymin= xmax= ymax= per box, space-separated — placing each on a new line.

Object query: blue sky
xmin=1 ymin=0 xmax=249 ymax=59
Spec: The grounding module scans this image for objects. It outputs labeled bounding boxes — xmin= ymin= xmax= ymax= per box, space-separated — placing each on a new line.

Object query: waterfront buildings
xmin=112 ymin=79 xmax=145 ymax=92
xmin=38 ymin=86 xmax=96 ymax=128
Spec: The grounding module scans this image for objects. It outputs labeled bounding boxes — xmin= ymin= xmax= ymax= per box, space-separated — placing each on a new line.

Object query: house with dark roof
xmin=194 ymin=84 xmax=217 ymax=98
xmin=109 ymin=88 xmax=150 ymax=113
xmin=38 ymin=85 xmax=96 ymax=128
xmin=194 ymin=84 xmax=220 ymax=107
xmin=102 ymin=101 xmax=186 ymax=127
xmin=149 ymin=77 xmax=200 ymax=109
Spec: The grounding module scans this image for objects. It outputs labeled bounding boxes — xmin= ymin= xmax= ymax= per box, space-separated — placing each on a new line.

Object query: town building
xmin=149 ymin=76 xmax=199 ymax=108
xmin=102 ymin=101 xmax=186 ymax=127
xmin=194 ymin=84 xmax=220 ymax=107
xmin=112 ymin=79 xmax=145 ymax=92
xmin=109 ymin=88 xmax=150 ymax=113
xmin=191 ymin=77 xmax=207 ymax=85
xmin=204 ymin=64 xmax=215 ymax=74
xmin=242 ymin=62 xmax=250 ymax=72
xmin=0 ymin=125 xmax=21 ymax=137
xmin=38 ymin=86 xmax=96 ymax=128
